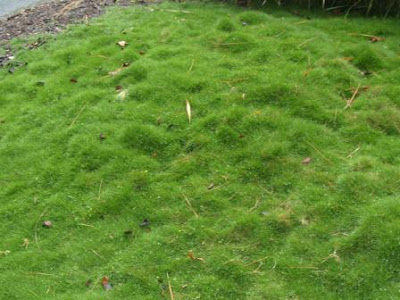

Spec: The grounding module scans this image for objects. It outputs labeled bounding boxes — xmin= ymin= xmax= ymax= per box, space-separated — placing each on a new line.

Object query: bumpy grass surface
xmin=1 ymin=2 xmax=400 ymax=299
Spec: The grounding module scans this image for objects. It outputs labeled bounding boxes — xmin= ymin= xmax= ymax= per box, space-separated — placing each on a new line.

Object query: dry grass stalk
xmin=346 ymin=146 xmax=361 ymax=158
xmin=69 ymin=103 xmax=87 ymax=128
xmin=166 ymin=273 xmax=175 ymax=300
xmin=321 ymin=249 xmax=341 ymax=263
xmin=345 ymin=84 xmax=361 ymax=110
xmin=305 ymin=141 xmax=334 ymax=164
xmin=244 ymin=256 xmax=269 ymax=266
xmin=248 ymin=198 xmax=261 ymax=212
xmin=183 ymin=194 xmax=199 ymax=218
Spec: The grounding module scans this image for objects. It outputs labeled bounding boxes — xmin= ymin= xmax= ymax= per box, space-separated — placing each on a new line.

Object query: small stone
xmin=139 ymin=219 xmax=150 ymax=227
xmin=42 ymin=220 xmax=52 ymax=228
xmin=302 ymin=157 xmax=312 ymax=165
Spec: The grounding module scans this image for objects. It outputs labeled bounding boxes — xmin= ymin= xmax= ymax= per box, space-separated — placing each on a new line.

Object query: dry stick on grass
xmin=345 ymin=84 xmax=361 ymax=110
xmin=288 ymin=266 xmax=319 ymax=269
xmin=297 ymin=37 xmax=317 ymax=48
xmin=219 ymin=42 xmax=249 ymax=46
xmin=321 ymin=249 xmax=341 ymax=263
xmin=244 ymin=256 xmax=269 ymax=267
xmin=182 ymin=194 xmax=199 ymax=218
xmin=346 ymin=146 xmax=361 ymax=158
xmin=248 ymin=198 xmax=261 ymax=213
xmin=91 ymin=249 xmax=105 ymax=261
xmin=24 ymin=272 xmax=59 ymax=277
xmin=78 ymin=223 xmax=95 ymax=228
xmin=252 ymin=262 xmax=264 ymax=273
xmin=68 ymin=103 xmax=87 ymax=128
xmin=348 ymin=33 xmax=385 ymax=39
xmin=305 ymin=141 xmax=334 ymax=165
xmin=258 ymin=183 xmax=273 ymax=195
xmin=294 ymin=20 xmax=309 ymax=25
xmin=166 ymin=273 xmax=175 ymax=300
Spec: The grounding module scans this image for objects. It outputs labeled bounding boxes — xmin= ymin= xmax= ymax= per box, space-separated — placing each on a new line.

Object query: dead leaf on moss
xmin=0 ymin=250 xmax=10 ymax=256
xmin=107 ymin=63 xmax=130 ymax=77
xmin=187 ymin=250 xmax=205 ymax=262
xmin=369 ymin=36 xmax=385 ymax=43
xmin=341 ymin=56 xmax=354 ymax=62
xmin=117 ymin=40 xmax=128 ymax=48
xmin=116 ymin=89 xmax=128 ymax=101
xmin=22 ymin=238 xmax=30 ymax=249
xmin=102 ymin=276 xmax=112 ymax=291
xmin=186 ymin=100 xmax=192 ymax=123
xmin=303 ymin=68 xmax=312 ymax=77
xmin=108 ymin=67 xmax=124 ymax=76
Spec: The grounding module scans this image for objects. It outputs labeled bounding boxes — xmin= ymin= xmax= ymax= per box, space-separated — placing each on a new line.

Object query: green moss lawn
xmin=1 ymin=2 xmax=400 ymax=299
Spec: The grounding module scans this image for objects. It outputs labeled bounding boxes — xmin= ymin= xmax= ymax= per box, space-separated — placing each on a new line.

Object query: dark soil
xmin=0 ymin=0 xmax=150 ymax=68
xmin=0 ymin=0 xmax=139 ymax=42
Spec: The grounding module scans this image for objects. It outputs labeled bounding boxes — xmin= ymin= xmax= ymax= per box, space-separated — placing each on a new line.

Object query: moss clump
xmin=217 ymin=17 xmax=237 ymax=32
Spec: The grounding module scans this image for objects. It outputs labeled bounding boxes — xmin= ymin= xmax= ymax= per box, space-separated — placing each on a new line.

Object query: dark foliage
xmin=239 ymin=0 xmax=400 ymax=17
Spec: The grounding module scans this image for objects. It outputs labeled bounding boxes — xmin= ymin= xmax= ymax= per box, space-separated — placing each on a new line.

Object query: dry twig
xmin=183 ymin=194 xmax=199 ymax=218
xmin=166 ymin=273 xmax=175 ymax=300
xmin=68 ymin=103 xmax=87 ymax=128
xmin=345 ymin=84 xmax=361 ymax=110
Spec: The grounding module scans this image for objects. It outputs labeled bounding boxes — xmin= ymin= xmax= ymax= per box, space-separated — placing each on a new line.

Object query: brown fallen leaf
xmin=187 ymin=250 xmax=205 ymax=262
xmin=369 ymin=36 xmax=385 ymax=43
xmin=303 ymin=68 xmax=312 ymax=77
xmin=341 ymin=57 xmax=354 ymax=61
xmin=70 ymin=78 xmax=78 ymax=83
xmin=102 ymin=276 xmax=112 ymax=291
